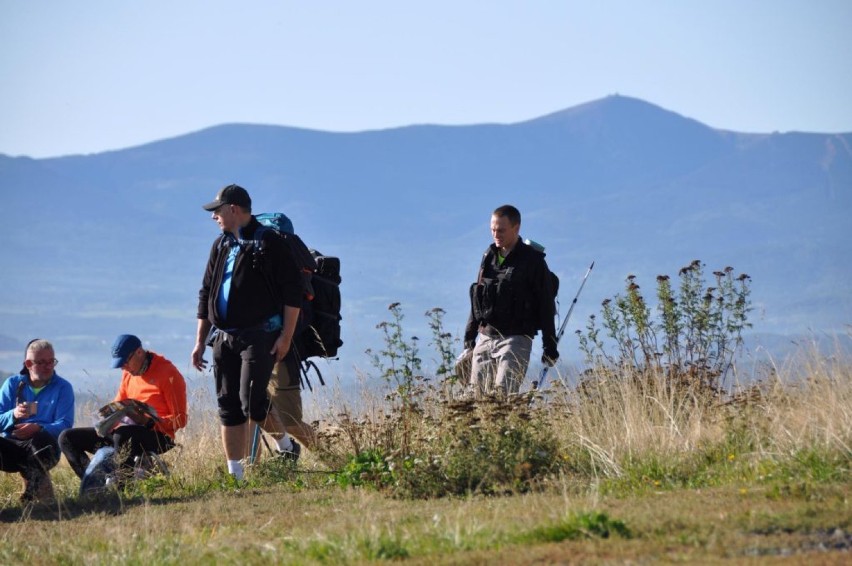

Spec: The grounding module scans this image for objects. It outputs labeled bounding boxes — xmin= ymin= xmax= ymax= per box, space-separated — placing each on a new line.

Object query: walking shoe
xmin=275 ymin=439 xmax=301 ymax=462
xmin=20 ymin=469 xmax=55 ymax=504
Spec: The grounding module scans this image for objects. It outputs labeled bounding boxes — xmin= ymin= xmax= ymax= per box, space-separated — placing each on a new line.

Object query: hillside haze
xmin=1 ymin=95 xmax=850 ymax=391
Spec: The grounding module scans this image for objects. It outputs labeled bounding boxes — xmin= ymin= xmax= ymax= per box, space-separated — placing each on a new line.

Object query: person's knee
xmin=29 ymin=433 xmax=60 ymax=468
xmin=219 ymin=409 xmax=248 ymax=427
xmin=57 ymin=429 xmax=72 ymax=451
xmin=218 ymin=392 xmax=248 ymax=426
xmin=32 ymin=446 xmax=60 ymax=470
xmin=248 ymin=402 xmax=269 ymax=424
xmin=246 ymin=383 xmax=273 ymax=423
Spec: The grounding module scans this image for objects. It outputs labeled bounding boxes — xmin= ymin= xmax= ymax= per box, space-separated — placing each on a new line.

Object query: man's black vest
xmin=470 ymin=242 xmax=545 ymax=337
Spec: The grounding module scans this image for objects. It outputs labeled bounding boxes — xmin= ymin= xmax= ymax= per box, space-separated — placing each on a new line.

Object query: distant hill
xmin=1 ymin=95 xmax=850 ymax=391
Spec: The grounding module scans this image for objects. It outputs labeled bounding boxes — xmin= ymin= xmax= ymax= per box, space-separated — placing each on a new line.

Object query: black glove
xmin=542 ymin=347 xmax=559 ymax=367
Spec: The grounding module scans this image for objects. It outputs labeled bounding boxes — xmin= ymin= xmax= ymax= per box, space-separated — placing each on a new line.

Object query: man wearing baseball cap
xmin=58 ymin=334 xmax=187 ymax=485
xmin=192 ymin=184 xmax=304 ymax=480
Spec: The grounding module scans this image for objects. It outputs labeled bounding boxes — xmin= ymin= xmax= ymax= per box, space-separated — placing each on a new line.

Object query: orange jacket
xmin=114 ymin=352 xmax=188 ymax=439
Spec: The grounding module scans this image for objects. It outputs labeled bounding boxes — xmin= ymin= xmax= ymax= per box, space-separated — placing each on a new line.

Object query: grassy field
xmin=1 ymin=476 xmax=849 ymax=564
xmin=2 ymin=312 xmax=850 ymax=565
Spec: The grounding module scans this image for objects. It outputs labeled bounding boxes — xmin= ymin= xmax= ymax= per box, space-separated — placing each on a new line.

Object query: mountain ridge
xmin=1 ymin=95 xmax=849 ymax=392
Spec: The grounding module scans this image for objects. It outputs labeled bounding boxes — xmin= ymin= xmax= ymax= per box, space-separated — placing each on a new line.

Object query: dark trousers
xmin=58 ymin=426 xmax=174 ymax=479
xmin=0 ymin=431 xmax=60 ymax=478
xmin=213 ymin=328 xmax=278 ymax=426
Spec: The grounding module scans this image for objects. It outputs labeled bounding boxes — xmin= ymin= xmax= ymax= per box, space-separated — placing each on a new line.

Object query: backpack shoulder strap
xmin=476 ymin=247 xmax=491 ymax=284
xmin=216 ymin=232 xmax=233 ymax=251
xmin=240 ymin=223 xmax=272 ymax=248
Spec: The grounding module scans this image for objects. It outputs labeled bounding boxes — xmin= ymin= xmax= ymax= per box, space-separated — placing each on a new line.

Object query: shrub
xmin=390 ymin=396 xmax=561 ymax=498
xmin=577 ymin=260 xmax=752 ymax=393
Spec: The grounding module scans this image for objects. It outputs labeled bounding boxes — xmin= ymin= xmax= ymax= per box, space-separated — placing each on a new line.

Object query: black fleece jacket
xmin=464 ymin=240 xmax=558 ymax=354
xmin=197 ymin=217 xmax=303 ymax=330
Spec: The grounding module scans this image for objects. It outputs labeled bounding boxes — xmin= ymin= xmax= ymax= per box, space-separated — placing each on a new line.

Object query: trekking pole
xmin=249 ymin=423 xmax=262 ymax=464
xmin=534 ymin=261 xmax=595 ymax=391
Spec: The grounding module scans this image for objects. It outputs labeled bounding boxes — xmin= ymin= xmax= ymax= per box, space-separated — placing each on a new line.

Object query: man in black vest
xmin=463 ymin=205 xmax=559 ymax=396
xmin=191 ymin=184 xmax=304 ymax=480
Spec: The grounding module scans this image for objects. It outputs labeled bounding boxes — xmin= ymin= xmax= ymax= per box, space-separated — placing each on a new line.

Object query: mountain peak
xmin=524 ymin=94 xmax=707 ymax=130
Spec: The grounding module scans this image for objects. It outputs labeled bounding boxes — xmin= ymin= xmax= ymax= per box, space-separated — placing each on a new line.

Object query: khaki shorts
xmin=267 ymin=353 xmax=303 ymax=426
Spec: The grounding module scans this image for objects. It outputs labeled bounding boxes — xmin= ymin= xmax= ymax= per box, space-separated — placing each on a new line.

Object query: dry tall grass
xmin=1 ymin=344 xmax=849 ymax=505
xmin=300 ymin=344 xmax=852 ymax=498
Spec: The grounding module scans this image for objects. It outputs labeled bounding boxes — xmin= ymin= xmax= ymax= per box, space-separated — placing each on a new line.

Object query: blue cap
xmin=111 ymin=334 xmax=141 ymax=368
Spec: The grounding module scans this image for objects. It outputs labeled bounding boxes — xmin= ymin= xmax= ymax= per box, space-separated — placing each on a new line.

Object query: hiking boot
xmin=20 ymin=469 xmax=55 ymax=504
xmin=275 ymin=439 xmax=301 ymax=463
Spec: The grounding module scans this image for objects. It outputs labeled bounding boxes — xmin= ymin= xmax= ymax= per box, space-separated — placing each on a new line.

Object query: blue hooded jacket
xmin=0 ymin=372 xmax=75 ymax=439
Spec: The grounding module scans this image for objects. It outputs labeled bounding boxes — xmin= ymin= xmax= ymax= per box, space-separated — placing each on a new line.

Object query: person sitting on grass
xmin=59 ymin=334 xmax=188 ymax=485
xmin=0 ymin=339 xmax=75 ymax=504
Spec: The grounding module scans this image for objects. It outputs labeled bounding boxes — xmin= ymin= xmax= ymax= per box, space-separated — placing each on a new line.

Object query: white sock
xmin=275 ymin=434 xmax=294 ymax=452
xmin=227 ymin=459 xmax=244 ymax=480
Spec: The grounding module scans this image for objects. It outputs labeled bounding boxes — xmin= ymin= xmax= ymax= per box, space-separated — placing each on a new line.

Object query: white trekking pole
xmin=535 ymin=261 xmax=595 ymax=391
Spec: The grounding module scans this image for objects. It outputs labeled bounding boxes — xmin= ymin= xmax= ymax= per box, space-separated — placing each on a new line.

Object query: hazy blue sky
xmin=2 ymin=1 xmax=850 ymax=158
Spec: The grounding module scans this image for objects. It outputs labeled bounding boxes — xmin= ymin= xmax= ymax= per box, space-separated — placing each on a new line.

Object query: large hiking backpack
xmin=299 ymin=250 xmax=342 ymax=358
xmin=254 ymin=212 xmax=343 ymax=361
